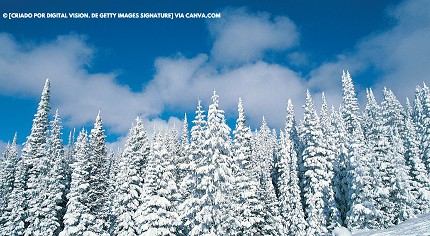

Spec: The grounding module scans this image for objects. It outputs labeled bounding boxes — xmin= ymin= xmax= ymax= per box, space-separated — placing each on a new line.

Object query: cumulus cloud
xmin=308 ymin=0 xmax=430 ymax=102
xmin=209 ymin=8 xmax=299 ymax=66
xmin=0 ymin=33 xmax=156 ymax=134
xmin=1 ymin=0 xmax=429 ymax=146
xmin=145 ymin=54 xmax=306 ymax=128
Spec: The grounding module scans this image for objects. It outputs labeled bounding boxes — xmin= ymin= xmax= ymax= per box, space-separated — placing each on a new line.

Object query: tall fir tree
xmin=277 ymin=99 xmax=307 ymax=236
xmin=136 ymin=131 xmax=180 ymax=235
xmin=178 ymin=100 xmax=206 ymax=235
xmin=60 ymin=130 xmax=96 ymax=236
xmin=188 ymin=91 xmax=235 ymax=235
xmin=0 ymin=134 xmax=18 ymax=229
xmin=253 ymin=117 xmax=283 ymax=235
xmin=418 ymin=84 xmax=430 ymax=172
xmin=339 ymin=72 xmax=377 ymax=230
xmin=341 ymin=70 xmax=361 ymax=135
xmin=300 ymin=90 xmax=340 ymax=235
xmin=18 ymin=79 xmax=51 ymax=236
xmin=2 ymin=157 xmax=27 ymax=235
xmin=113 ymin=117 xmax=150 ymax=236
xmin=39 ymin=110 xmax=69 ymax=235
xmin=344 ymin=123 xmax=377 ymax=230
xmin=330 ymin=107 xmax=349 ymax=224
xmin=87 ymin=112 xmax=110 ymax=235
xmin=177 ymin=114 xmax=191 ymax=187
xmin=403 ymin=106 xmax=430 ymax=214
xmin=231 ymin=98 xmax=264 ymax=235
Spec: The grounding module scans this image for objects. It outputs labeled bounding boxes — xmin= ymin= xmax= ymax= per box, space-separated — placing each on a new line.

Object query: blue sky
xmin=0 ymin=0 xmax=429 ymax=149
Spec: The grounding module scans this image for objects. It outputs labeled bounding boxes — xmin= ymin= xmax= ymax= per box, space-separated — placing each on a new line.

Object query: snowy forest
xmin=0 ymin=70 xmax=430 ymax=236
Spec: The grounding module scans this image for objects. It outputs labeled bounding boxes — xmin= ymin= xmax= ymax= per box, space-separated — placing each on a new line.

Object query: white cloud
xmin=146 ymin=54 xmax=307 ymax=128
xmin=209 ymin=8 xmax=299 ymax=66
xmin=1 ymin=0 xmax=429 ymax=143
xmin=0 ymin=33 xmax=155 ymax=134
xmin=308 ymin=0 xmax=430 ymax=102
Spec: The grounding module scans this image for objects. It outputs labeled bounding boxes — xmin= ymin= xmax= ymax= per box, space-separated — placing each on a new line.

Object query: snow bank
xmin=353 ymin=213 xmax=430 ymax=235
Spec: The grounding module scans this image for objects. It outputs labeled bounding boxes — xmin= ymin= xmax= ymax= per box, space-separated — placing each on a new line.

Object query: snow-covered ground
xmin=352 ymin=213 xmax=430 ymax=235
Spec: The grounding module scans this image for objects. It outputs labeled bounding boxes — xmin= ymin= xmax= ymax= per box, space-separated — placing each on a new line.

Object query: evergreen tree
xmin=86 ymin=112 xmax=110 ymax=235
xmin=136 ymin=131 xmax=180 ymax=235
xmin=381 ymin=88 xmax=406 ymax=133
xmin=418 ymin=84 xmax=430 ymax=172
xmin=2 ymin=158 xmax=27 ymax=235
xmin=389 ymin=129 xmax=415 ymax=224
xmin=19 ymin=79 xmax=51 ymax=235
xmin=231 ymin=98 xmax=264 ymax=235
xmin=277 ymin=99 xmax=306 ymax=236
xmin=300 ymin=90 xmax=340 ymax=234
xmin=106 ymin=149 xmax=119 ymax=234
xmin=330 ymin=107 xmax=349 ymax=224
xmin=403 ymin=108 xmax=430 ymax=214
xmin=345 ymin=123 xmax=377 ymax=230
xmin=253 ymin=117 xmax=283 ymax=235
xmin=0 ymin=134 xmax=18 ymax=228
xmin=181 ymin=114 xmax=190 ymax=154
xmin=341 ymin=70 xmax=361 ymax=135
xmin=188 ymin=91 xmax=235 ymax=235
xmin=39 ymin=110 xmax=69 ymax=235
xmin=178 ymin=100 xmax=206 ymax=235
xmin=177 ymin=114 xmax=191 ymax=186
xmin=113 ymin=117 xmax=150 ymax=236
xmin=60 ymin=130 xmax=96 ymax=236
xmin=380 ymin=88 xmax=415 ymax=225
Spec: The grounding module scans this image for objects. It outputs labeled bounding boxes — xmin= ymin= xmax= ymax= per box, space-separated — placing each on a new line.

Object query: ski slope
xmin=352 ymin=213 xmax=430 ymax=235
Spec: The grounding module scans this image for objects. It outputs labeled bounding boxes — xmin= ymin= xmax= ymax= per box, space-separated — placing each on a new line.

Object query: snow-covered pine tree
xmin=381 ymin=89 xmax=416 ymax=224
xmin=178 ymin=100 xmax=206 ymax=235
xmin=403 ymin=105 xmax=430 ymax=214
xmin=87 ymin=112 xmax=110 ymax=235
xmin=65 ymin=129 xmax=76 ymax=166
xmin=136 ymin=131 xmax=180 ymax=235
xmin=2 ymin=157 xmax=26 ymax=235
xmin=349 ymin=88 xmax=408 ymax=229
xmin=418 ymin=84 xmax=430 ymax=173
xmin=106 ymin=149 xmax=120 ymax=234
xmin=277 ymin=99 xmax=306 ymax=236
xmin=338 ymin=72 xmax=378 ymax=230
xmin=381 ymin=88 xmax=406 ymax=134
xmin=17 ymin=79 xmax=51 ymax=235
xmin=413 ymin=86 xmax=425 ymax=143
xmin=166 ymin=125 xmax=181 ymax=164
xmin=344 ymin=122 xmax=377 ymax=230
xmin=389 ymin=128 xmax=415 ymax=224
xmin=0 ymin=133 xmax=18 ymax=228
xmin=187 ymin=91 xmax=235 ymax=235
xmin=253 ymin=117 xmax=283 ymax=235
xmin=60 ymin=129 xmax=95 ymax=236
xmin=361 ymin=88 xmax=395 ymax=228
xmin=231 ymin=98 xmax=263 ymax=235
xmin=165 ymin=125 xmax=182 ymax=190
xmin=39 ymin=110 xmax=69 ymax=235
xmin=341 ymin=70 xmax=361 ymax=135
xmin=176 ymin=114 xmax=191 ymax=186
xmin=300 ymin=90 xmax=340 ymax=234
xmin=330 ymin=107 xmax=349 ymax=224
xmin=319 ymin=93 xmax=342 ymax=228
xmin=381 ymin=89 xmax=420 ymax=220
xmin=181 ymin=114 xmax=190 ymax=155
xmin=113 ymin=117 xmax=149 ymax=236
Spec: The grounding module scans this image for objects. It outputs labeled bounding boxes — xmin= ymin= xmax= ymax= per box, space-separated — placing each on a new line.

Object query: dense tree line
xmin=0 ymin=71 xmax=430 ymax=235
